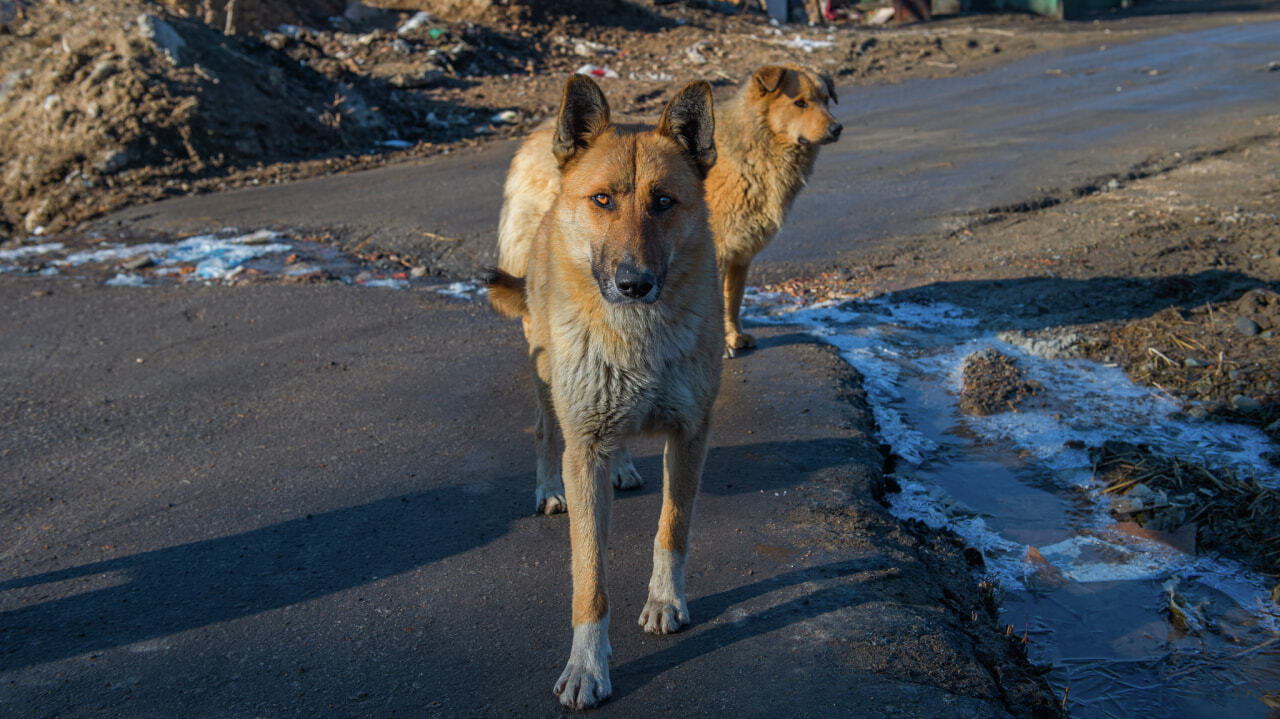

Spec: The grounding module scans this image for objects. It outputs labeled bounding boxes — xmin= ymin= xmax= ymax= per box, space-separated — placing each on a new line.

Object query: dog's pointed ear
xmin=753 ymin=65 xmax=787 ymax=95
xmin=553 ymin=74 xmax=611 ymax=167
xmin=821 ymin=73 xmax=838 ymax=104
xmin=658 ymin=81 xmax=716 ymax=177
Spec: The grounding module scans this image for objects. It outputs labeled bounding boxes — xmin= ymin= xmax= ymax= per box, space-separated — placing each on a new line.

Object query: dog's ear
xmin=553 ymin=74 xmax=611 ymax=167
xmin=821 ymin=73 xmax=838 ymax=104
xmin=658 ymin=80 xmax=716 ymax=177
xmin=753 ymin=65 xmax=788 ymax=95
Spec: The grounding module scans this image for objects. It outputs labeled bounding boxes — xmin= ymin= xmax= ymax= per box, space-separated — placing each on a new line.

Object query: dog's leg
xmin=608 ymin=446 xmax=644 ymax=490
xmin=533 ymin=377 xmax=566 ymax=515
xmin=554 ymin=439 xmax=613 ymax=709
xmin=639 ymin=424 xmax=709 ymax=634
xmin=722 ymin=261 xmax=756 ymax=358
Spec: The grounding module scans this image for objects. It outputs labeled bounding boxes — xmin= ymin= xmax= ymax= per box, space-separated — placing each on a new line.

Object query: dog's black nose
xmin=614 ymin=262 xmax=655 ymax=300
xmin=828 ymin=123 xmax=843 ymax=139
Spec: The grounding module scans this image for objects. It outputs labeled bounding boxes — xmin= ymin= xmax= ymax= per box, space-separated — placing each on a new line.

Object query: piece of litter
xmin=397 ymin=11 xmax=432 ymax=35
xmin=575 ymin=64 xmax=619 ymax=79
xmin=491 ymin=110 xmax=519 ymax=125
xmin=382 ymin=139 xmax=414 ymax=149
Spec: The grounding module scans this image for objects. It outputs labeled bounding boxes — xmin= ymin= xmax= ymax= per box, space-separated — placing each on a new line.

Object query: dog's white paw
xmin=610 ymin=457 xmax=644 ymax=491
xmin=535 ymin=481 xmax=567 ymax=515
xmin=638 ymin=597 xmax=689 ymax=635
xmin=554 ymin=617 xmax=612 ymax=709
xmin=554 ymin=661 xmax=612 ymax=709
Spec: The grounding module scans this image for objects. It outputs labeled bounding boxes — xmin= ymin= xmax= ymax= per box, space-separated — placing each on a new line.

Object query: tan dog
xmin=500 ymin=65 xmax=841 ymax=359
xmin=709 ymin=64 xmax=841 ymax=356
xmin=487 ymin=75 xmax=722 ymax=710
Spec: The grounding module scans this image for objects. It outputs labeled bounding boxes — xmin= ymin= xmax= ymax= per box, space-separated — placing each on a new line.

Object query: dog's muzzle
xmin=597 ymin=260 xmax=662 ymax=304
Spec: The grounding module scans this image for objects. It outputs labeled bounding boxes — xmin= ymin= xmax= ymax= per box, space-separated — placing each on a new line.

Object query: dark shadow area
xmin=0 ymin=481 xmax=520 ymax=671
xmin=0 ymin=433 xmax=876 ymax=672
xmin=610 ymin=558 xmax=883 ymax=701
xmin=1072 ymin=0 xmax=1280 ymax=20
xmin=883 ymin=270 xmax=1280 ymax=332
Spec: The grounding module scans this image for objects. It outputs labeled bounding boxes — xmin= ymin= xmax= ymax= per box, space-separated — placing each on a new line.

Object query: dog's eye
xmin=591 ymin=193 xmax=612 ymax=208
xmin=654 ymin=195 xmax=674 ymax=211
xmin=794 ymin=99 xmax=808 ymax=109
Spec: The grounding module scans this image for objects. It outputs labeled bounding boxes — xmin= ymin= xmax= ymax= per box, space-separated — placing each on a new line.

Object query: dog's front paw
xmin=535 ymin=481 xmax=567 ymax=515
xmin=610 ymin=457 xmax=644 ymax=491
xmin=638 ymin=597 xmax=689 ymax=635
xmin=724 ymin=331 xmax=756 ymax=358
xmin=554 ymin=661 xmax=612 ymax=709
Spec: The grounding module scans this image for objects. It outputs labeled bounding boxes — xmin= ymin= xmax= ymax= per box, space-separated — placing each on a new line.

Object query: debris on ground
xmin=1092 ymin=440 xmax=1280 ymax=584
xmin=959 ymin=349 xmax=1043 ymax=416
xmin=0 ymin=0 xmax=1126 ymax=240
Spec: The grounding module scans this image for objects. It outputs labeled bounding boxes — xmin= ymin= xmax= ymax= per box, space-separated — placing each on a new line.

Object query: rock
xmin=23 ymin=199 xmax=52 ymax=233
xmin=137 ymin=14 xmax=188 ymax=66
xmin=391 ymin=68 xmax=445 ymax=88
xmin=1230 ymin=394 xmax=1262 ymax=413
xmin=42 ymin=94 xmax=61 ymax=111
xmin=87 ymin=61 xmax=118 ymax=84
xmin=685 ymin=41 xmax=710 ymax=65
xmin=122 ymin=255 xmax=154 ymax=271
xmin=1234 ymin=316 xmax=1261 ymax=336
xmin=94 ymin=148 xmax=133 ymax=174
xmin=868 ymin=6 xmax=896 ymax=24
xmin=1268 ymin=60 xmax=1280 ymax=72
xmin=410 ymin=266 xmax=427 ymax=278
xmin=0 ymin=0 xmax=17 ymax=30
xmin=1183 ymin=357 xmax=1210 ymax=368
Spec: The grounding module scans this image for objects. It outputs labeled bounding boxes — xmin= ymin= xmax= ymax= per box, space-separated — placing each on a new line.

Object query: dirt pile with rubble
xmin=1 ymin=0 xmax=1161 ymax=240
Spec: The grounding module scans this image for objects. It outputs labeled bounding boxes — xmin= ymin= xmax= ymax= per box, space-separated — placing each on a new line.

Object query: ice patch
xmin=0 ymin=242 xmax=64 ymax=261
xmin=358 ymin=278 xmax=409 ymax=289
xmin=434 ymin=280 xmax=488 ymax=301
xmin=771 ymin=35 xmax=835 ymax=52
xmin=105 ymin=273 xmax=148 ymax=287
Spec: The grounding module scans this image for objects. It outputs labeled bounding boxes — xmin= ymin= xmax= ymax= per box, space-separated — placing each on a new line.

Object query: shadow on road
xmin=0 ymin=482 xmax=518 ymax=672
xmin=1 ymin=431 xmax=875 ymax=672
xmin=889 ymin=270 xmax=1279 ymax=330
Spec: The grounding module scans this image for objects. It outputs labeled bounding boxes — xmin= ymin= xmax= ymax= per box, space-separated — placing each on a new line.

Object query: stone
xmin=1230 ymin=394 xmax=1262 ymax=413
xmin=1234 ymin=316 xmax=1261 ymax=336
xmin=137 ymin=14 xmax=188 ymax=66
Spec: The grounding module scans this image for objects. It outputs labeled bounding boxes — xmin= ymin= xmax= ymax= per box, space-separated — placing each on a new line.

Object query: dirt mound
xmin=1074 ymin=289 xmax=1280 ymax=438
xmin=959 ymin=349 xmax=1043 ymax=416
xmin=1093 ymin=440 xmax=1280 ymax=583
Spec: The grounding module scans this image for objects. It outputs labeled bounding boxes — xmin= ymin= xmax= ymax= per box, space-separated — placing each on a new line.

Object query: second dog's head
xmin=749 ymin=64 xmax=841 ymax=149
xmin=551 ymin=75 xmax=715 ymax=306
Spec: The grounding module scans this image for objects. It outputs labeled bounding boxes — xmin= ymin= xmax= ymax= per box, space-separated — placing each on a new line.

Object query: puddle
xmin=745 ymin=290 xmax=1280 ymax=718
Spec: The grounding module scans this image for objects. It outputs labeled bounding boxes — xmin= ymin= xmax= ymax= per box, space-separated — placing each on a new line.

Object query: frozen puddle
xmin=745 ymin=290 xmax=1280 ymax=719
xmin=0 ymin=230 xmax=424 ymax=289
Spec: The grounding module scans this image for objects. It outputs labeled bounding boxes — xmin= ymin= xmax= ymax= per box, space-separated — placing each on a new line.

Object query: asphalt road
xmin=92 ymin=20 xmax=1280 ymax=280
xmin=7 ymin=16 xmax=1280 ymax=719
xmin=1 ymin=283 xmax=1032 ymax=717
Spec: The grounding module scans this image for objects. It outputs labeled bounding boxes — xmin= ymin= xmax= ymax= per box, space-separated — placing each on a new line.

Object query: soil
xmin=1 ymin=0 xmax=1270 ymax=240
xmin=958 ymin=349 xmax=1043 ymax=416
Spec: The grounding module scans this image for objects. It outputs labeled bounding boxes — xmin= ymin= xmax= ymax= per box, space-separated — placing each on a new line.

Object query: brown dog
xmin=709 ymin=64 xmax=842 ymax=356
xmin=500 ymin=65 xmax=841 ymax=360
xmin=488 ymin=75 xmax=722 ymax=709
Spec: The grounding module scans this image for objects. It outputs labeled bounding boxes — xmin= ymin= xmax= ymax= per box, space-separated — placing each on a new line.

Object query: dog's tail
xmin=483 ymin=267 xmax=528 ymax=318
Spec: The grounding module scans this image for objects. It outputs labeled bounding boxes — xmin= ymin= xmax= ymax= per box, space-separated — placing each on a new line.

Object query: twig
xmin=1147 ymin=347 xmax=1177 ymax=367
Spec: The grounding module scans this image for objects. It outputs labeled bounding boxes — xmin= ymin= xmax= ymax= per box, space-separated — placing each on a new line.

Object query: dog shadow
xmin=609 ymin=558 xmax=880 ymax=701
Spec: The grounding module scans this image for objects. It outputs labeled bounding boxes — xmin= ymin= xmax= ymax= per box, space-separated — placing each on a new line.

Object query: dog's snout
xmin=614 ymin=262 xmax=656 ymax=300
xmin=828 ymin=122 xmax=843 ymax=140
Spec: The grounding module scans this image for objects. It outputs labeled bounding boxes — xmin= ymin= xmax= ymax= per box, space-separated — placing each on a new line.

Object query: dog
xmin=487 ymin=75 xmax=722 ymax=709
xmin=500 ymin=65 xmax=841 ymax=360
xmin=709 ymin=64 xmax=842 ymax=356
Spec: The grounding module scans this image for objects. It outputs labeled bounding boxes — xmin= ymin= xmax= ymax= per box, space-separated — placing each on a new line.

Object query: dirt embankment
xmin=0 ymin=0 xmax=1215 ymax=242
